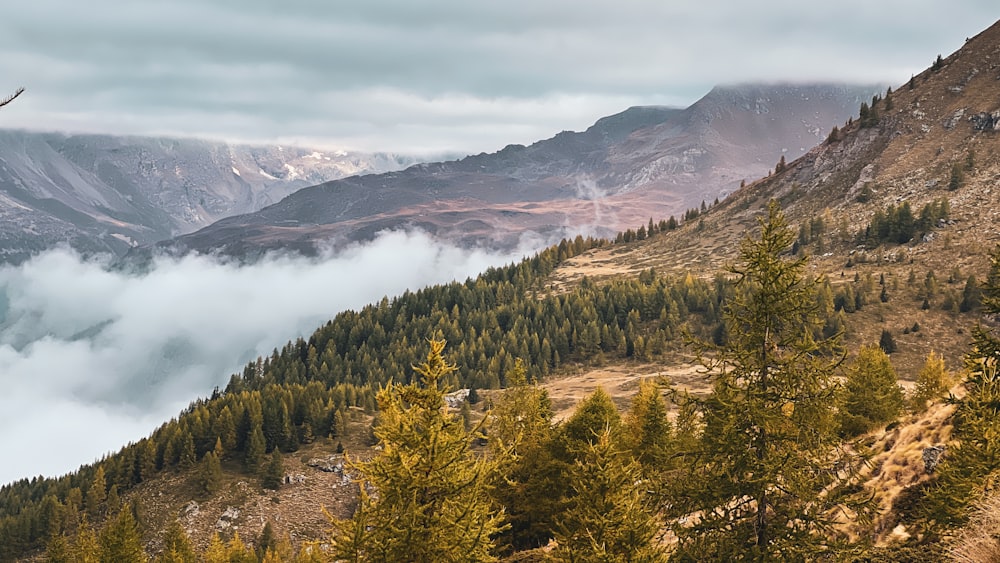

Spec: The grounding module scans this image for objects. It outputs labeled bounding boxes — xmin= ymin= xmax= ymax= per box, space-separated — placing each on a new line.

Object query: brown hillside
xmin=551 ymin=19 xmax=1000 ymax=377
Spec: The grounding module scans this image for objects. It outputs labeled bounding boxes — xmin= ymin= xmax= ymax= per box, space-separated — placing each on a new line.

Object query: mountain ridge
xmin=150 ymin=82 xmax=880 ymax=259
xmin=0 ymin=131 xmax=429 ymax=263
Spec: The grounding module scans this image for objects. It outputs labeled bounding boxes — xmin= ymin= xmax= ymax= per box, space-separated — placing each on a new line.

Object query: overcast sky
xmin=1 ymin=1 xmax=995 ymax=155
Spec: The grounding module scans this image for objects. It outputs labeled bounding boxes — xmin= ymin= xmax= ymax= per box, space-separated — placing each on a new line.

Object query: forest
xmin=0 ymin=202 xmax=997 ymax=561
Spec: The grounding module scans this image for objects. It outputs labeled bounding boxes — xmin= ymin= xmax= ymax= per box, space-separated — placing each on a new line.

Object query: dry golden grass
xmin=949 ymin=492 xmax=1000 ymax=563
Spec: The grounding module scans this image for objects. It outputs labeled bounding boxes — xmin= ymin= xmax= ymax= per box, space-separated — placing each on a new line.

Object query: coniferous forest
xmin=1 ymin=203 xmax=998 ymax=561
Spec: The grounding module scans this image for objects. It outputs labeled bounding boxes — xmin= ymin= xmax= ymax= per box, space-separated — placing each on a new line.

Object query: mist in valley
xmin=0 ymin=230 xmax=542 ymax=486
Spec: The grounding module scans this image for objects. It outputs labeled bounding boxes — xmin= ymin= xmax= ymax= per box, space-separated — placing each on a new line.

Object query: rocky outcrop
xmin=923 ymin=445 xmax=946 ymax=473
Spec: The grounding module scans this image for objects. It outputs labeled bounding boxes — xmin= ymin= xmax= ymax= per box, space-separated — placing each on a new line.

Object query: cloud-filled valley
xmin=0 ymin=230 xmax=534 ymax=486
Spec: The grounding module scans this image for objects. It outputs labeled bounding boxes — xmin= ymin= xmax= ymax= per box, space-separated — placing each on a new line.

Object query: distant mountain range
xmin=152 ymin=83 xmax=881 ymax=258
xmin=0 ymin=132 xmax=428 ymax=263
xmin=0 ymin=83 xmax=879 ymax=264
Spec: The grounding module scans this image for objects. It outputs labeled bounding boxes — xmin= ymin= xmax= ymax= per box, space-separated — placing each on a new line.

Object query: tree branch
xmin=0 ymin=87 xmax=25 ymax=109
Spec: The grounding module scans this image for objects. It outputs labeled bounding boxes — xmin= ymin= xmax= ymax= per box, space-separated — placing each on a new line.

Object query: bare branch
xmin=0 ymin=87 xmax=25 ymax=109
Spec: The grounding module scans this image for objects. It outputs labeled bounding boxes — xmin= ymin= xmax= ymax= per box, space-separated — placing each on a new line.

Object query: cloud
xmin=0 ymin=0 xmax=994 ymax=154
xmin=0 ymin=230 xmax=536 ymax=485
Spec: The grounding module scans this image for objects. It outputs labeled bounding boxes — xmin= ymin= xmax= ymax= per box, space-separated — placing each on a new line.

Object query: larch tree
xmin=925 ymin=244 xmax=1000 ymax=527
xmin=839 ymin=344 xmax=904 ymax=437
xmin=488 ymin=359 xmax=559 ymax=551
xmin=549 ymin=428 xmax=667 ymax=563
xmin=155 ymin=520 xmax=196 ymax=563
xmin=674 ymin=200 xmax=864 ymax=561
xmin=910 ymin=350 xmax=951 ymax=413
xmin=330 ymin=340 xmax=506 ymax=562
xmin=97 ymin=508 xmax=147 ymax=563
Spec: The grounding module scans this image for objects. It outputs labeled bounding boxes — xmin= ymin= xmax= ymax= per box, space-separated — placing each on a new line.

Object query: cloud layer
xmin=1 ymin=1 xmax=994 ymax=154
xmin=0 ymin=231 xmax=532 ymax=485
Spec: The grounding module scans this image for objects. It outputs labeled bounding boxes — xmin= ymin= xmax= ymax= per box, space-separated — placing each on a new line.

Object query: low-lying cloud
xmin=0 ymin=230 xmax=534 ymax=486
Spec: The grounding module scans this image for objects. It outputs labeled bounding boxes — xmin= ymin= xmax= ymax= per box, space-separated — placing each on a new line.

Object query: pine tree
xmin=44 ymin=533 xmax=72 ymax=563
xmin=330 ymin=340 xmax=505 ymax=562
xmin=73 ymin=519 xmax=101 ymax=563
xmin=879 ymin=329 xmax=897 ymax=354
xmin=198 ymin=440 xmax=223 ymax=495
xmin=155 ymin=520 xmax=196 ymax=563
xmin=549 ymin=428 xmax=667 ymax=562
xmin=84 ymin=467 xmax=106 ymax=520
xmin=839 ymin=344 xmax=904 ymax=436
xmin=910 ymin=351 xmax=951 ymax=413
xmin=826 ymin=125 xmax=840 ymax=144
xmin=926 ymin=245 xmax=1000 ymax=527
xmin=202 ymin=534 xmax=228 ymax=563
xmin=262 ymin=450 xmax=284 ymax=490
xmin=245 ymin=424 xmax=266 ymax=472
xmin=488 ymin=359 xmax=559 ymax=550
xmin=674 ymin=201 xmax=861 ymax=560
xmin=98 ymin=508 xmax=147 ymax=563
xmin=950 ymin=163 xmax=966 ymax=191
xmin=623 ymin=379 xmax=672 ymax=470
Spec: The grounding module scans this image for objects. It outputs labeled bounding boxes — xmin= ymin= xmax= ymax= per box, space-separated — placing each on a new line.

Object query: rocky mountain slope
xmin=0 ymin=131 xmax=426 ymax=263
xmin=155 ymin=83 xmax=878 ymax=258
xmin=551 ymin=20 xmax=1000 ymax=378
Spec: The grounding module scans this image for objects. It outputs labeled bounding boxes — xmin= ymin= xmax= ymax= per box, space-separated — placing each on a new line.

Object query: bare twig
xmin=0 ymin=87 xmax=25 ymax=109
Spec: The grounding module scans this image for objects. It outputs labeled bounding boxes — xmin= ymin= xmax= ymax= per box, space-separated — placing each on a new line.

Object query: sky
xmin=0 ymin=1 xmax=996 ymax=156
xmin=0 ymin=231 xmax=544 ymax=486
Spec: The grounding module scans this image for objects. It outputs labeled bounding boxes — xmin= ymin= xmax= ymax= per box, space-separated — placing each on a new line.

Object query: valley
xmin=1 ymin=13 xmax=1000 ymax=563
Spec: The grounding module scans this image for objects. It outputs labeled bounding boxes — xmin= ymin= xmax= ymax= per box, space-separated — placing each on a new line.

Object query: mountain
xmin=552 ymin=23 xmax=1000 ymax=379
xmin=153 ymin=83 xmax=879 ymax=258
xmin=0 ymin=131 xmax=428 ymax=263
xmin=9 ymin=21 xmax=1000 ymax=561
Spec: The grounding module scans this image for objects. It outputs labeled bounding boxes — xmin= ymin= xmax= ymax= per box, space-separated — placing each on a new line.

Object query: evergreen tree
xmin=674 ymin=201 xmax=860 ymax=560
xmin=98 ymin=508 xmax=147 ymax=563
xmin=202 ymin=534 xmax=228 ymax=563
xmin=910 ymin=351 xmax=951 ymax=413
xmin=879 ymin=329 xmax=897 ymax=354
xmin=84 ymin=467 xmax=106 ymax=520
xmin=839 ymin=344 xmax=904 ymax=437
xmin=488 ymin=360 xmax=560 ymax=550
xmin=73 ymin=519 xmax=101 ymax=563
xmin=549 ymin=428 xmax=667 ymax=562
xmin=262 ymin=450 xmax=284 ymax=490
xmin=556 ymin=387 xmax=620 ymax=456
xmin=245 ymin=424 xmax=266 ymax=472
xmin=156 ymin=520 xmax=196 ymax=563
xmin=826 ymin=125 xmax=840 ymax=144
xmin=44 ymin=534 xmax=72 ymax=563
xmin=331 ymin=340 xmax=505 ymax=562
xmin=198 ymin=440 xmax=223 ymax=495
xmin=623 ymin=379 xmax=672 ymax=470
xmin=926 ymin=245 xmax=1000 ymax=527
xmin=950 ymin=163 xmax=966 ymax=190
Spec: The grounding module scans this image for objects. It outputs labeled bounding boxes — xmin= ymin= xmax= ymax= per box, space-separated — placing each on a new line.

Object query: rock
xmin=923 ymin=445 xmax=946 ymax=473
xmin=216 ymin=506 xmax=240 ymax=530
xmin=944 ymin=108 xmax=966 ymax=130
xmin=307 ymin=457 xmax=344 ymax=473
xmin=970 ymin=111 xmax=1000 ymax=132
xmin=444 ymin=388 xmax=470 ymax=408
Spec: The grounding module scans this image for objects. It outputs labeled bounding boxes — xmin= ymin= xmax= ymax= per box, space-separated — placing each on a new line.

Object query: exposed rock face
xmin=0 ymin=130 xmax=427 ymax=263
xmin=970 ymin=111 xmax=1000 ymax=131
xmin=923 ymin=445 xmax=946 ymax=474
xmin=306 ymin=456 xmax=344 ymax=473
xmin=151 ymin=83 xmax=879 ymax=259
